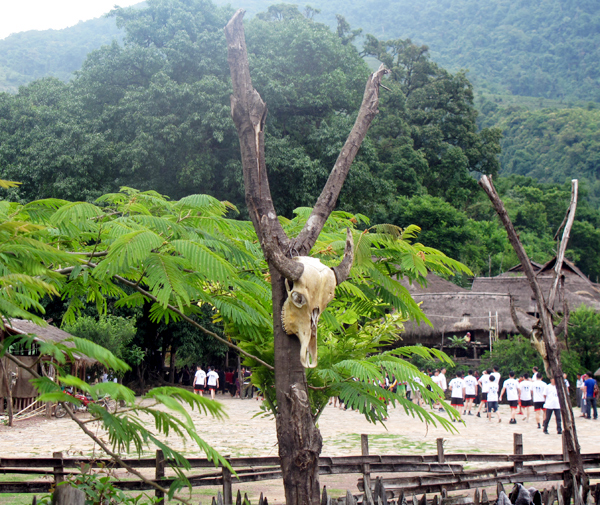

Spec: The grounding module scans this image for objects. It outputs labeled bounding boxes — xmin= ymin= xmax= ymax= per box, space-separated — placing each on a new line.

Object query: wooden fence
xmin=1 ymin=434 xmax=599 ymax=504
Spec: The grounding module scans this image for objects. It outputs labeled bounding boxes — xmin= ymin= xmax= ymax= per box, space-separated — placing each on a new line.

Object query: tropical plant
xmin=0 ymin=333 xmax=229 ymax=504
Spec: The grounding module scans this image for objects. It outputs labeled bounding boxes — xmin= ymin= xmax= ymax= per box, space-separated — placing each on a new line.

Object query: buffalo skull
xmin=278 ymin=229 xmax=354 ymax=368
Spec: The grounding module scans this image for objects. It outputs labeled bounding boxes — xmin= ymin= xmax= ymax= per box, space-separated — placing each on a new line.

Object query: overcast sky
xmin=0 ymin=0 xmax=142 ymax=40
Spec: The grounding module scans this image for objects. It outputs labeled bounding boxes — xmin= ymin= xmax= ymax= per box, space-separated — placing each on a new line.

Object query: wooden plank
xmin=381 ymin=471 xmax=600 ymax=498
xmin=1 ymin=452 xmax=598 ymax=470
xmin=0 ymin=481 xmax=52 ymax=493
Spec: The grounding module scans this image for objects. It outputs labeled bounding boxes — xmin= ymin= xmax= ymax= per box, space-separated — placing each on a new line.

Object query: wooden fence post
xmin=513 ymin=433 xmax=523 ymax=473
xmin=222 ymin=457 xmax=232 ymax=505
xmin=155 ymin=449 xmax=165 ymax=504
xmin=361 ymin=434 xmax=371 ymax=491
xmin=437 ymin=438 xmax=445 ymax=464
xmin=53 ymin=451 xmax=64 ymax=487
xmin=561 ymin=432 xmax=569 ymax=462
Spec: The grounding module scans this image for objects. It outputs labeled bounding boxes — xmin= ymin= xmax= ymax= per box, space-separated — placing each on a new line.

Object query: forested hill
xmin=2 ymin=0 xmax=600 ymax=101
xmin=214 ymin=0 xmax=600 ymax=102
xmin=0 ymin=15 xmax=123 ymax=93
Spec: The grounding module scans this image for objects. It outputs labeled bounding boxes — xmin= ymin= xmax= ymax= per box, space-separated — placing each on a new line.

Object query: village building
xmin=0 ymin=319 xmax=96 ymax=415
xmin=399 ymin=257 xmax=600 ymax=359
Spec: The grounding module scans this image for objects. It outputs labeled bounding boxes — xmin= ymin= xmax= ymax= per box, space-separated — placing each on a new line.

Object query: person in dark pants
xmin=543 ymin=378 xmax=562 ymax=434
xmin=582 ymin=372 xmax=598 ymax=419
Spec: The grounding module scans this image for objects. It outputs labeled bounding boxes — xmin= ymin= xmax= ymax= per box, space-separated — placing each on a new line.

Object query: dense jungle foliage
xmin=216 ymin=0 xmax=600 ymax=101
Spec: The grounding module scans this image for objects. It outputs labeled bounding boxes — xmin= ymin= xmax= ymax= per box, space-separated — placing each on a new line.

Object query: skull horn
xmin=332 ymin=228 xmax=354 ymax=285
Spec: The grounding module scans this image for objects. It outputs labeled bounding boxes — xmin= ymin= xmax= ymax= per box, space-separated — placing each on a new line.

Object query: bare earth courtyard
xmin=1 ymin=395 xmax=599 ymax=503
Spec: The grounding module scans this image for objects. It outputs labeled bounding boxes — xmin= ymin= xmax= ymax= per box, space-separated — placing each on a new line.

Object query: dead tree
xmin=225 ymin=10 xmax=387 ymax=505
xmin=479 ymin=176 xmax=588 ymax=505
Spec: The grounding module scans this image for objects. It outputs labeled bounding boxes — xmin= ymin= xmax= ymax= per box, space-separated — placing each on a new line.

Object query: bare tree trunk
xmin=479 ymin=176 xmax=588 ymax=505
xmin=0 ymin=358 xmax=14 ymax=427
xmin=170 ymin=345 xmax=176 ymax=385
xmin=272 ymin=268 xmax=322 ymax=504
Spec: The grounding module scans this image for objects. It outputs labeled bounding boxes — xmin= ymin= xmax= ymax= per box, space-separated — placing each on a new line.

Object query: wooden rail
xmin=1 ymin=434 xmax=599 ymax=504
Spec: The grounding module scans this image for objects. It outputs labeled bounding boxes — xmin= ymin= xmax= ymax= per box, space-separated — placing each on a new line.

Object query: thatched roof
xmin=505 ymin=261 xmax=543 ymax=274
xmin=399 ymin=273 xmax=468 ymax=295
xmin=2 ymin=319 xmax=97 ymax=365
xmin=472 ymin=271 xmax=600 ymax=313
xmin=402 ymin=292 xmax=537 ymax=341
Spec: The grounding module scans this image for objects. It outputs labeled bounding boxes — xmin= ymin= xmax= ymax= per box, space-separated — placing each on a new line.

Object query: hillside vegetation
xmin=2 ymin=0 xmax=600 ymax=102
xmin=479 ymin=103 xmax=600 ymax=206
xmin=0 ymin=15 xmax=123 ymax=92
xmin=210 ymin=0 xmax=600 ymax=102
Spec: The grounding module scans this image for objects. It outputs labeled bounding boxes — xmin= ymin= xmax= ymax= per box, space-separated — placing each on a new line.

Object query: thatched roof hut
xmin=399 ymin=291 xmax=536 ymax=348
xmin=2 ymin=319 xmax=97 ymax=365
xmin=1 ymin=319 xmax=96 ymax=412
xmin=473 ymin=258 xmax=600 ymax=313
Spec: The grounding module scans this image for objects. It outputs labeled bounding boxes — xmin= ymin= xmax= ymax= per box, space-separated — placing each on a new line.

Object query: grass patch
xmin=323 ymin=433 xmax=436 ymax=454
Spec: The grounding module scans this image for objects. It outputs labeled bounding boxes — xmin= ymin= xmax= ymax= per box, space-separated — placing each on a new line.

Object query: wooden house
xmin=0 ymin=319 xmax=96 ymax=413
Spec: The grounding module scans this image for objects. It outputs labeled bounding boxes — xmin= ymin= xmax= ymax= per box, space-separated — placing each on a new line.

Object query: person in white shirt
xmin=486 ymin=374 xmax=501 ymax=422
xmin=532 ymin=366 xmax=539 ymax=382
xmin=576 ymin=373 xmax=584 ymax=408
xmin=500 ymin=371 xmax=520 ymax=424
xmin=194 ymin=366 xmax=206 ymax=396
xmin=206 ymin=366 xmax=220 ymax=400
xmin=463 ymin=370 xmax=478 ymax=415
xmin=491 ymin=366 xmax=501 ymax=386
xmin=532 ymin=374 xmax=548 ymax=429
xmin=542 ymin=378 xmax=562 ymax=435
xmin=431 ymin=370 xmax=443 ymax=411
xmin=476 ymin=370 xmax=490 ymax=418
xmin=413 ymin=374 xmax=424 ymax=407
xmin=518 ymin=373 xmax=533 ymax=422
xmin=439 ymin=368 xmax=448 ymax=392
xmin=448 ymin=372 xmax=465 ymax=421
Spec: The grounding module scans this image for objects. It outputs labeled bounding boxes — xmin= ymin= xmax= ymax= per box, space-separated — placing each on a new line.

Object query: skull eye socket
xmin=290 ymin=291 xmax=306 ymax=307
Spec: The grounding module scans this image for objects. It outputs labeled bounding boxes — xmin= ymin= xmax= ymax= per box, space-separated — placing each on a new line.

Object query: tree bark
xmin=0 ymin=358 xmax=13 ymax=427
xmin=224 ymin=10 xmax=386 ymax=504
xmin=272 ymin=266 xmax=322 ymax=504
xmin=479 ymin=176 xmax=588 ymax=505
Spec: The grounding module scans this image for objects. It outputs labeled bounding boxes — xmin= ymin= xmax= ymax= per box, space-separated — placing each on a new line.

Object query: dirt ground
xmin=1 ymin=395 xmax=599 ymax=503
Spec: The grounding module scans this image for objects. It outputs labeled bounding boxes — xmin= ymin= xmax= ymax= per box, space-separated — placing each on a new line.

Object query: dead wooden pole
xmin=223 ymin=457 xmax=233 ymax=505
xmin=361 ymin=434 xmax=371 ymax=491
xmin=225 ymin=9 xmax=386 ymax=505
xmin=479 ymin=176 xmax=588 ymax=505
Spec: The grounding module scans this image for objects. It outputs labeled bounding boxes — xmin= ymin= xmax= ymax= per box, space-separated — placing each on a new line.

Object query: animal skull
xmin=281 ymin=256 xmax=337 ymax=368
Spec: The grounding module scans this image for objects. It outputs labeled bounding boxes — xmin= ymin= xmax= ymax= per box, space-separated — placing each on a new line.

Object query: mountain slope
xmin=214 ymin=0 xmax=600 ymax=102
xmin=0 ymin=15 xmax=123 ymax=92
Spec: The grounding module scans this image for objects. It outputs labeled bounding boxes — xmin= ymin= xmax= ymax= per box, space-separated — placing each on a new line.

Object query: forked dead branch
xmin=225 ymin=9 xmax=388 ymax=505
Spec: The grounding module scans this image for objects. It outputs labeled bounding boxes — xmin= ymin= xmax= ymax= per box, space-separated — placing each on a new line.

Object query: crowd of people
xmin=182 ymin=362 xmax=598 ymax=436
xmin=415 ymin=366 xmax=598 ymax=434
xmin=189 ymin=365 xmax=258 ymax=399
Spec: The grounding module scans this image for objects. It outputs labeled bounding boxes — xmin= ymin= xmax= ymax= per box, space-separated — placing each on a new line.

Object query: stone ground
xmin=1 ymin=395 xmax=599 ymax=503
